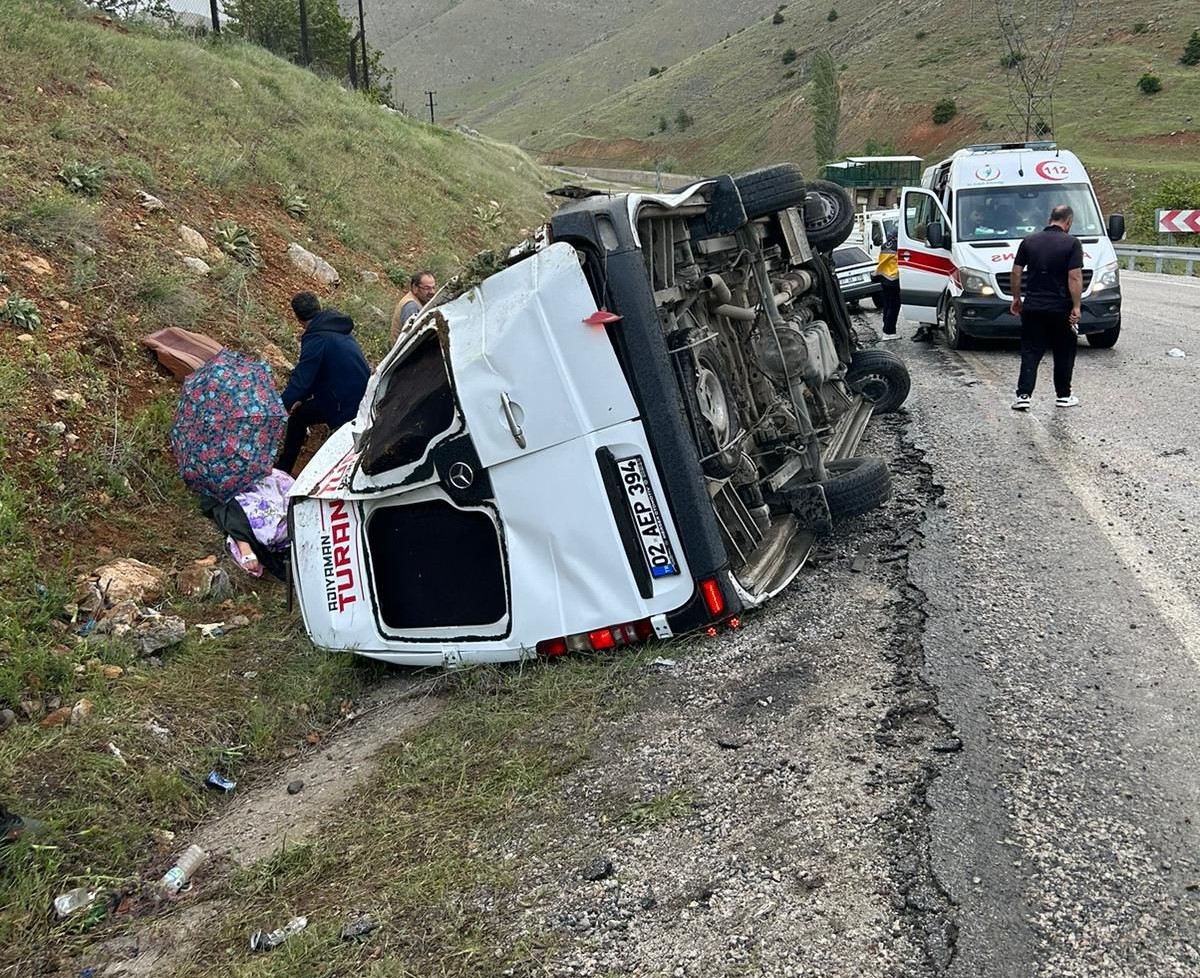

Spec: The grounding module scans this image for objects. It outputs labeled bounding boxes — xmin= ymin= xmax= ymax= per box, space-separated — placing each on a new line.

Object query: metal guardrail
xmin=1115 ymin=244 xmax=1199 ymax=276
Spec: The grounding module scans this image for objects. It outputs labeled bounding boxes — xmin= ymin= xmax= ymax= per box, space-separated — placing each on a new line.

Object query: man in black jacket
xmin=276 ymin=292 xmax=370 ymax=473
xmin=1010 ymin=205 xmax=1084 ymax=411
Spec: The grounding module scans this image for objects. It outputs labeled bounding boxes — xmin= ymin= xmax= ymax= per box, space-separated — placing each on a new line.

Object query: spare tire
xmin=733 ymin=164 xmax=807 ymax=220
xmin=668 ymin=330 xmax=743 ymax=478
xmin=821 ymin=456 xmax=892 ymax=519
xmin=803 ymin=179 xmax=857 ymax=252
xmin=846 ymin=348 xmax=912 ymax=414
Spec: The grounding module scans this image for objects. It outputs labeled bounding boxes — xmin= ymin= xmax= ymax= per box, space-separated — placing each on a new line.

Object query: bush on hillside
xmin=649 ymin=66 xmax=660 ymax=76
xmin=827 ymin=8 xmax=838 ymax=22
xmin=782 ymin=47 xmax=797 ymax=65
xmin=1132 ymin=21 xmax=1149 ymax=34
xmin=773 ymin=11 xmax=785 ymax=24
xmin=932 ymin=98 xmax=957 ymax=124
xmin=1137 ymin=73 xmax=1162 ymax=95
xmin=57 ymin=161 xmax=104 ymax=196
xmin=0 ymin=294 xmax=42 ymax=331
xmin=279 ymin=185 xmax=309 ymax=219
xmin=658 ymin=114 xmax=668 ymax=132
xmin=676 ymin=108 xmax=694 ymax=130
xmin=1181 ymin=29 xmax=1200 ymax=66
xmin=915 ymin=30 xmax=928 ymax=40
xmin=213 ymin=219 xmax=262 ymax=268
xmin=1000 ymin=51 xmax=1026 ymax=69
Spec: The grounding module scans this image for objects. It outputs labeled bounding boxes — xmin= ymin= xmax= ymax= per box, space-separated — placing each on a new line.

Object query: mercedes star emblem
xmin=448 ymin=461 xmax=475 ymax=489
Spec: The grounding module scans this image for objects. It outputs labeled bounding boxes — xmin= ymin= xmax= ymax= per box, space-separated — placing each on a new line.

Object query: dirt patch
xmin=1117 ymin=130 xmax=1200 ymax=149
xmin=900 ymin=112 xmax=982 ymax=161
xmin=547 ymin=136 xmax=661 ymax=166
xmin=190 ymin=678 xmax=442 ymax=867
xmin=87 ymin=675 xmax=444 ymax=977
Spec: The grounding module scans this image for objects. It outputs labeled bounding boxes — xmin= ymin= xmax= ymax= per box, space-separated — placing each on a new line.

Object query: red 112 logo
xmin=1035 ymin=160 xmax=1070 ymax=181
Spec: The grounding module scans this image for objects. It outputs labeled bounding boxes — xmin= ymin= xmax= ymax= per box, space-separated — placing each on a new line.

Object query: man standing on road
xmin=1010 ymin=204 xmax=1083 ymax=411
xmin=276 ymin=292 xmax=370 ymax=474
xmin=389 ymin=270 xmax=437 ymax=344
xmin=874 ymin=226 xmax=901 ymax=340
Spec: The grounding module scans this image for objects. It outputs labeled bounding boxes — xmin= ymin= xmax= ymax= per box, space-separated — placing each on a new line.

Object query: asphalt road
xmin=897 ymin=271 xmax=1200 ymax=975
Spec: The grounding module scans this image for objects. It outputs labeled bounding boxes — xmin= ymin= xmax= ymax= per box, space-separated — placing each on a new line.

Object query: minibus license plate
xmin=616 ymin=455 xmax=679 ymax=579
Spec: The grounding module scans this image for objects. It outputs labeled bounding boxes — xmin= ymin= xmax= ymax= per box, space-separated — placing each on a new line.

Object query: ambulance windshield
xmin=956 ymin=184 xmax=1104 ymax=242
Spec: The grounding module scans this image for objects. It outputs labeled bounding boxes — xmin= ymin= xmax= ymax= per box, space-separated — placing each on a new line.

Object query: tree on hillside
xmin=1181 ymin=29 xmax=1200 ymax=66
xmin=224 ymin=0 xmax=390 ymax=102
xmin=810 ymin=48 xmax=841 ymax=166
xmin=226 ymin=0 xmax=349 ymax=75
xmin=89 ymin=0 xmax=177 ymax=18
xmin=676 ymin=108 xmax=694 ymax=130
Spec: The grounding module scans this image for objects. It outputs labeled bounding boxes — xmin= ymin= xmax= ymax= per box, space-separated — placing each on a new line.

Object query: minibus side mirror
xmin=927 ymin=222 xmax=947 ymax=250
xmin=1107 ymin=214 xmax=1125 ymax=242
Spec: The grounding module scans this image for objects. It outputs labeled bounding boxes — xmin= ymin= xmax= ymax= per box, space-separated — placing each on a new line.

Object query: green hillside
xmin=0 ymin=1 xmax=550 ymax=968
xmin=449 ymin=0 xmax=1200 ymax=209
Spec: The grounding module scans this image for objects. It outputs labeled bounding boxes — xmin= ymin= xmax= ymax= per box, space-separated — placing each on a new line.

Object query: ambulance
xmin=897 ymin=142 xmax=1125 ymax=348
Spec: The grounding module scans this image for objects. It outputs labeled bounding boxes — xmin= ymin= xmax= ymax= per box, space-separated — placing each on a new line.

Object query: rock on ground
xmin=287 ymin=243 xmax=340 ymax=286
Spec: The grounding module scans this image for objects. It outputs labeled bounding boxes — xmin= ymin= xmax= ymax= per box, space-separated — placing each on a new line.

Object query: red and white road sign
xmin=1156 ymin=209 xmax=1200 ymax=233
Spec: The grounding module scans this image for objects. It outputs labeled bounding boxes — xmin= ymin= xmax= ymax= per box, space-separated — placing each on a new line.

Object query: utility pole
xmin=209 ymin=0 xmax=220 ymax=35
xmin=298 ymin=0 xmax=311 ymax=65
xmin=425 ymin=90 xmax=437 ymax=124
xmin=357 ymin=0 xmax=369 ymax=91
xmin=348 ymin=31 xmax=359 ymax=89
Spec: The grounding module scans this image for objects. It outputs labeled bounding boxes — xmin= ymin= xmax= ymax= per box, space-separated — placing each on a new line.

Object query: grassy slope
xmin=452 ymin=0 xmax=1200 ymax=209
xmin=0 ymin=1 xmax=551 ymax=968
xmin=365 ymin=0 xmax=774 ymax=121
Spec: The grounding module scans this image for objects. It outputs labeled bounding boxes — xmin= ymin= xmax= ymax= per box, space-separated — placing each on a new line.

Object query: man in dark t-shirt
xmin=1009 ymin=204 xmax=1084 ymax=411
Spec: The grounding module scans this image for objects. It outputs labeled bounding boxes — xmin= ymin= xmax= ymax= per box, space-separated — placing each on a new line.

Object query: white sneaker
xmin=1055 ymin=395 xmax=1080 ymax=407
xmin=1012 ymin=394 xmax=1031 ymax=411
xmin=879 ymin=332 xmax=900 ymax=342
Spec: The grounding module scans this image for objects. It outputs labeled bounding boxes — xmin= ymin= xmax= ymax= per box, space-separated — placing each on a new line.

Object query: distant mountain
xmin=365 ymin=0 xmax=1200 ymax=208
xmin=359 ymin=0 xmax=777 ymax=119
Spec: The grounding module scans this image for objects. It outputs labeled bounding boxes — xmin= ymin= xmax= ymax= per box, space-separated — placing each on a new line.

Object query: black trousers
xmin=277 ymin=399 xmax=329 ymax=475
xmin=878 ymin=278 xmax=901 ymax=334
xmin=1017 ymin=309 xmax=1077 ymax=398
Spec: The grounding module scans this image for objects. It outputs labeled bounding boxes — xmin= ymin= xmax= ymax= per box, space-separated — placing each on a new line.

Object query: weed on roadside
xmin=165 ymin=653 xmax=659 ymax=976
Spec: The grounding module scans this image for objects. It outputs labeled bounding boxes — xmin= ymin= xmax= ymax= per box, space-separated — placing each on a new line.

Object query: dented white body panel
xmin=290 ymin=244 xmax=691 ymax=667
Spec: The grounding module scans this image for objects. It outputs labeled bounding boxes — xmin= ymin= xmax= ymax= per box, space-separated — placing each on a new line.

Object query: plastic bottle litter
xmin=53 ymin=887 xmax=98 ymax=919
xmin=1167 ymin=348 xmax=1187 ymax=358
xmin=158 ymin=844 xmax=208 ymax=896
xmin=250 ymin=915 xmax=308 ymax=951
xmin=205 ymin=771 xmax=236 ymax=792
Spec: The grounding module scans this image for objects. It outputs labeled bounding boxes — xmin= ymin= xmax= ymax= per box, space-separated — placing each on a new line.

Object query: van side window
xmin=906 ymin=194 xmax=934 ymax=244
xmin=360 ymin=330 xmax=456 ymax=476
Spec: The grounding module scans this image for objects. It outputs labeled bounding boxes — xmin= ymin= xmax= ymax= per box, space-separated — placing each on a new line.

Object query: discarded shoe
xmin=1 ymin=805 xmax=48 ymax=845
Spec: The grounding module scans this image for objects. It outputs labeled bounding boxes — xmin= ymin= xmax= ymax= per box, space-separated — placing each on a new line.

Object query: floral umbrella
xmin=169 ymin=349 xmax=286 ymax=500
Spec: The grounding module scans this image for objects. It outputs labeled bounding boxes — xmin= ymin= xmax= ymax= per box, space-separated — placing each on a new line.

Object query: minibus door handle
xmin=500 ymin=392 xmax=527 ymax=449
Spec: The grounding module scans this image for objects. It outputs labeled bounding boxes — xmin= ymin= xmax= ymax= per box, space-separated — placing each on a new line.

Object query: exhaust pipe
xmin=702 ymin=273 xmax=756 ymax=322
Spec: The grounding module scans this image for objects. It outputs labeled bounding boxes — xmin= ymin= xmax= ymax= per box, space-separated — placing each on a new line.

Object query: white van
xmin=851 ymin=208 xmax=899 ymax=263
xmin=897 ymin=142 xmax=1125 ymax=348
xmin=288 ymin=166 xmax=910 ymax=668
